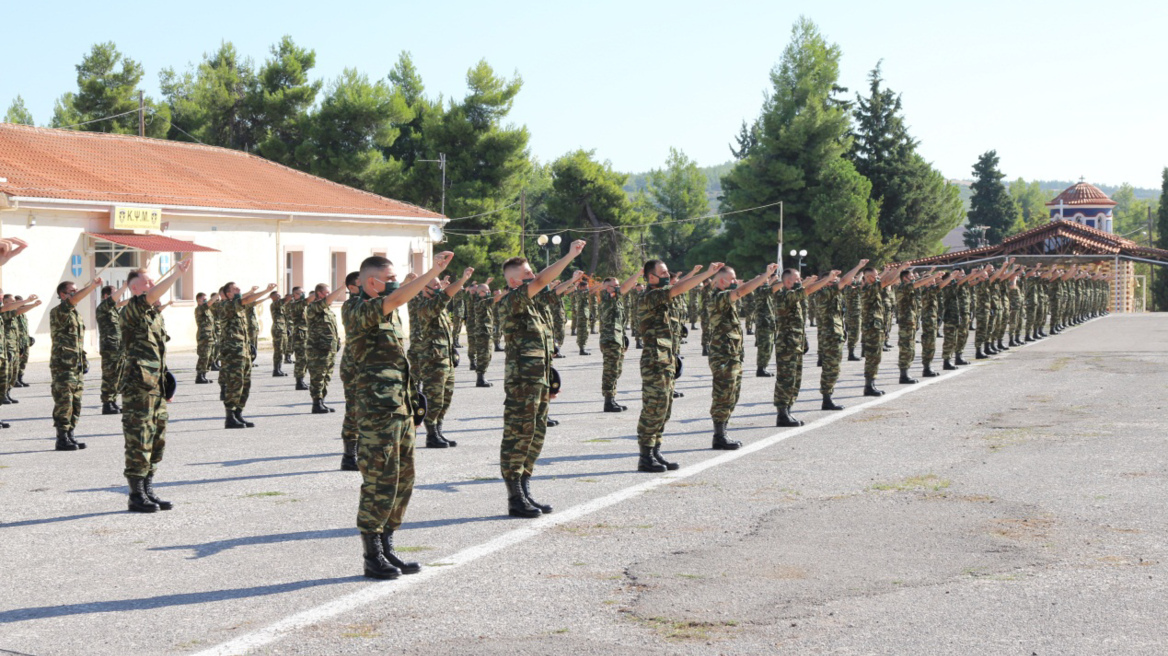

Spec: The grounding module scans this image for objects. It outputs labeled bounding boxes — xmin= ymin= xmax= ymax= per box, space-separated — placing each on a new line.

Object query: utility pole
xmin=520 ymin=188 xmax=526 ymax=258
xmin=1150 ymin=205 xmax=1156 ymax=310
xmin=138 ymin=90 xmax=145 ymax=137
xmin=777 ymin=202 xmax=784 ymax=270
xmin=418 ymin=153 xmax=448 ymax=216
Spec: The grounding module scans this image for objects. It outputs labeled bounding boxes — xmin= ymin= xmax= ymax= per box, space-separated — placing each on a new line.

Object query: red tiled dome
xmin=1045 ymin=181 xmax=1117 ymax=208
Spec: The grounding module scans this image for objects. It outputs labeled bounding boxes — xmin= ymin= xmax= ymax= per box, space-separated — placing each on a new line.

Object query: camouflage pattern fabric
xmin=16 ymin=314 xmax=29 ymax=381
xmin=306 ymin=298 xmax=339 ymax=401
xmin=975 ymin=283 xmax=992 ymax=348
xmin=572 ymin=290 xmax=590 ymax=350
xmin=470 ymin=293 xmax=494 ymax=373
xmin=247 ymin=304 xmax=260 ymax=360
xmin=956 ymin=283 xmax=973 ymax=354
xmin=339 ymin=293 xmax=361 ymax=453
xmin=817 ymin=284 xmax=845 ymax=395
xmin=772 ymin=286 xmax=805 ymax=408
xmin=1009 ymin=283 xmax=1024 ymax=339
xmin=636 ymin=286 xmax=675 ymax=448
xmin=861 ymin=283 xmax=885 ymax=379
xmin=219 ymin=296 xmax=253 ymax=411
xmin=920 ymin=284 xmax=940 ymax=367
xmin=499 ymin=282 xmax=554 ymax=480
xmin=270 ymin=298 xmax=289 ymax=367
xmin=845 ymin=280 xmax=862 ymax=352
xmin=754 ymin=288 xmax=775 ymax=370
xmin=598 ymin=290 xmax=627 ymax=397
xmin=2 ymin=312 xmax=17 ymax=396
xmin=50 ymin=301 xmax=86 ymax=431
xmin=288 ymin=295 xmax=309 ymax=378
xmin=413 ymin=290 xmax=456 ymax=427
xmin=707 ymin=289 xmax=744 ymax=424
xmin=96 ymin=296 xmax=123 ymax=403
xmin=896 ymin=281 xmax=918 ymax=370
xmin=195 ymin=302 xmax=216 ymax=375
xmin=120 ymin=295 xmax=169 ymax=478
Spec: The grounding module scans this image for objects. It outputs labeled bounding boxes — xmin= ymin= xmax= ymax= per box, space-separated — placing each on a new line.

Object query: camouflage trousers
xmin=357 ymin=414 xmax=416 ymax=533
xmin=755 ymin=324 xmax=774 ymax=370
xmin=17 ymin=346 xmax=28 ymax=381
xmin=636 ymin=343 xmax=675 ymax=448
xmin=470 ymin=332 xmax=492 ymax=373
xmin=700 ymin=317 xmax=710 ymax=349
xmin=272 ymin=325 xmax=288 ymax=367
xmin=451 ymin=316 xmax=464 ymax=345
xmin=709 ymin=353 xmax=743 ymax=424
xmin=975 ymin=307 xmax=991 ymax=347
xmin=920 ymin=319 xmax=937 ymax=367
xmin=1010 ymin=304 xmax=1024 ymax=338
xmin=500 ymin=379 xmax=550 ymax=479
xmin=220 ymin=348 xmax=252 ymax=411
xmin=818 ymin=331 xmax=843 ymax=396
xmin=122 ymin=390 xmax=167 ymax=478
xmin=196 ymin=331 xmax=215 ymax=375
xmin=883 ymin=308 xmax=894 ymax=344
xmin=957 ymin=319 xmax=971 ymax=354
xmin=418 ymin=358 xmax=455 ymax=426
xmin=100 ymin=350 xmax=124 ymax=403
xmin=553 ymin=311 xmax=565 ymax=347
xmin=600 ymin=340 xmax=624 ymax=397
xmin=942 ymin=323 xmax=959 ymax=360
xmin=339 ymin=355 xmax=358 ymax=453
xmin=773 ymin=337 xmax=803 ymax=408
xmin=863 ymin=323 xmax=884 ymax=380
xmin=292 ymin=329 xmax=308 ymax=378
xmin=0 ymin=353 xmax=8 ymax=399
xmin=576 ymin=320 xmax=590 ymax=351
xmin=51 ymin=371 xmax=83 ymax=431
xmin=308 ymin=343 xmax=337 ymax=401
xmin=493 ymin=318 xmax=504 ymax=349
xmin=5 ymin=344 xmax=16 ymax=391
xmin=846 ymin=314 xmax=861 ymax=351
xmin=897 ymin=322 xmax=916 ymax=370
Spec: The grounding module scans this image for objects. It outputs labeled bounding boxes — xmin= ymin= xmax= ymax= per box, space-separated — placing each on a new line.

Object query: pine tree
xmin=52 ymin=42 xmax=170 ymax=137
xmin=1153 ymin=168 xmax=1168 ymax=311
xmin=4 ymin=96 xmax=34 ymax=125
xmin=965 ymin=150 xmax=1020 ymax=247
xmin=160 ymin=42 xmax=257 ymax=149
xmin=644 ymin=148 xmax=719 ymax=272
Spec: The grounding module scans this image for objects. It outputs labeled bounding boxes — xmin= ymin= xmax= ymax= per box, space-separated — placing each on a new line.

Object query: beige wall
xmin=0 ymin=207 xmax=435 ymax=362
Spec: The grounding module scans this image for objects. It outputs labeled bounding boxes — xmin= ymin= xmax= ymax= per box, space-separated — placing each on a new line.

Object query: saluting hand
xmin=766 ymin=263 xmax=779 ymax=275
xmin=433 ymin=251 xmax=454 ymax=270
xmin=569 ymin=240 xmax=587 ymax=255
xmin=708 ymin=262 xmax=724 ymax=273
xmin=461 ymin=267 xmax=474 ymax=280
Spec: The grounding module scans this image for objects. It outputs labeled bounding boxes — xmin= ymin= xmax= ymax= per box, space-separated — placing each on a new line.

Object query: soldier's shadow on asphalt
xmin=0 ymin=576 xmax=361 ymax=623
xmin=68 ymin=469 xmax=339 ymax=495
xmin=187 ymin=453 xmax=337 ymax=468
xmin=0 ymin=510 xmax=125 ymax=529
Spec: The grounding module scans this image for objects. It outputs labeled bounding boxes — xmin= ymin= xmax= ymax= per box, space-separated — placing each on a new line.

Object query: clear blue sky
xmin=3 ymin=0 xmax=1165 ymax=188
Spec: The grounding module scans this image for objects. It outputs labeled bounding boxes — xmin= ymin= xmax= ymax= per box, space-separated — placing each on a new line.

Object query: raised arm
xmin=670 ymin=263 xmax=724 ymax=298
xmin=381 ymin=252 xmax=454 ymax=313
xmin=804 ymin=272 xmax=838 ymax=295
xmin=838 ymin=259 xmax=868 ymax=289
xmin=444 ymin=267 xmax=475 ymax=298
xmin=730 ymin=264 xmax=779 ymax=302
xmin=14 ymin=297 xmax=42 ymax=316
xmin=69 ymin=276 xmax=103 ymax=306
xmin=0 ymin=238 xmax=29 ymax=266
xmin=242 ymin=284 xmax=276 ymax=305
xmin=145 ymin=259 xmax=192 ymax=306
xmin=618 ymin=270 xmax=640 ymax=296
xmin=529 ymin=240 xmax=587 ymax=298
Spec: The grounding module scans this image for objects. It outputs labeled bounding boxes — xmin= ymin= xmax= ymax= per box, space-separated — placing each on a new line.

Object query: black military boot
xmin=822 ymin=395 xmax=844 ymax=411
xmin=975 ymin=345 xmax=987 ymax=360
xmin=635 ymin=338 xmax=643 ymax=349
xmin=55 ymin=428 xmax=79 ymax=451
xmin=273 ymin=366 xmax=288 ymax=377
xmin=984 ymin=342 xmax=997 ymax=355
xmin=476 ymin=372 xmax=493 ymax=388
xmin=0 ymin=420 xmax=9 ymax=428
xmin=998 ymin=338 xmax=1009 ymax=351
xmin=102 ymin=401 xmax=120 ymax=415
xmin=672 ymin=390 xmax=684 ymax=398
xmin=195 ymin=372 xmax=211 ymax=384
xmin=922 ymin=365 xmax=940 ymax=378
xmin=899 ymin=368 xmax=919 ymax=385
xmin=494 ymin=342 xmax=505 ymax=352
xmin=943 ymin=358 xmax=957 ymax=371
xmin=864 ymin=378 xmax=885 ymax=397
xmin=225 ymin=409 xmax=246 ymax=429
xmin=652 ymin=446 xmax=679 ymax=471
xmin=284 ymin=355 xmax=293 ymax=365
xmin=0 ymin=393 xmax=10 ymax=405
xmin=701 ymin=344 xmax=709 ymax=356
xmin=955 ymin=353 xmax=970 ymax=366
xmin=1024 ymin=332 xmax=1034 ymax=342
xmin=295 ymin=377 xmax=309 ymax=391
xmin=546 ymin=418 xmax=560 ymax=427
xmin=506 ymin=478 xmax=542 ymax=517
xmin=425 ymin=422 xmax=448 ymax=448
xmin=434 ymin=422 xmax=457 ymax=447
xmin=520 ymin=474 xmax=553 ymax=513
xmin=211 ymin=361 xmax=221 ymax=371
xmin=361 ymin=532 xmax=402 ymax=580
xmin=816 ymin=354 xmax=822 ymax=367
xmin=6 ymin=391 xmax=18 ymax=404
xmin=17 ymin=375 xmax=28 ymax=388
xmin=638 ymin=446 xmax=666 ymax=473
xmin=143 ymin=474 xmax=173 ymax=510
xmin=746 ymin=327 xmax=754 ymax=335
xmin=756 ymin=368 xmax=773 ymax=377
xmin=848 ymin=347 xmax=860 ymax=362
xmin=380 ymin=531 xmax=421 ymax=574
xmin=603 ymin=396 xmax=625 ymax=413
xmin=311 ymin=398 xmax=330 ymax=414
xmin=712 ymin=422 xmax=741 ymax=450
xmin=234 ymin=409 xmax=256 ymax=428
xmin=340 ymin=442 xmax=359 ymax=471
xmin=777 ymin=406 xmax=804 ymax=427
xmin=127 ymin=477 xmax=160 ymax=513
xmin=67 ymin=429 xmax=85 ymax=449
xmin=579 ymin=348 xmax=590 ymax=356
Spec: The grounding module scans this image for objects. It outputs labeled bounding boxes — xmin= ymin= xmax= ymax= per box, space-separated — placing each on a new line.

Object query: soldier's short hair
xmin=782 ymin=268 xmax=799 ymax=279
xmin=196 ymin=292 xmax=207 ymax=302
xmin=291 ymin=285 xmax=302 ymax=294
xmin=127 ymin=271 xmax=143 ymax=284
xmin=643 ymin=259 xmax=664 ymax=280
xmin=900 ymin=269 xmax=913 ymax=281
xmin=56 ymin=281 xmax=72 ymax=296
xmin=3 ymin=294 xmax=12 ymax=302
xmin=345 ymin=271 xmax=359 ymax=288
xmin=101 ymin=285 xmax=114 ymax=297
xmin=314 ymin=283 xmax=328 ymax=294
xmin=502 ymin=257 xmax=528 ymax=277
xmin=860 ymin=266 xmax=878 ymax=276
xmin=222 ymin=282 xmax=236 ymax=296
xmin=359 ymin=256 xmax=392 ymax=282
xmin=13 ymin=295 xmax=22 ymax=301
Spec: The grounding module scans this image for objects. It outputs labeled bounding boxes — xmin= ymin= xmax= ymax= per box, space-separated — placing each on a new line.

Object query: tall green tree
xmin=1153 ymin=168 xmax=1168 ymax=311
xmin=51 ymin=42 xmax=170 ymax=137
xmin=4 ymin=96 xmax=34 ymax=125
xmin=643 ymin=147 xmax=719 ymax=271
xmin=252 ymin=36 xmax=322 ymax=163
xmin=964 ymin=150 xmax=1020 ymax=247
xmin=160 ymin=42 xmax=257 ymax=148
xmin=710 ymin=17 xmax=892 ymax=273
xmin=849 ymin=63 xmax=963 ymax=259
xmin=547 ymin=150 xmax=648 ymax=276
xmin=1008 ymin=177 xmax=1050 ymax=231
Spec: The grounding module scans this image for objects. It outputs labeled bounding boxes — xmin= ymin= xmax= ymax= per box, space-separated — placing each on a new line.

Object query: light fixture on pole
xmin=789 ymin=249 xmax=807 ymax=272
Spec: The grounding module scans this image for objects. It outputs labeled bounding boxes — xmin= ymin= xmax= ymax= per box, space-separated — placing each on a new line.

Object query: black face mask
xmin=522 ymin=277 xmax=535 ymax=286
xmin=649 ymin=277 xmax=668 ymax=289
xmin=379 ymin=281 xmax=399 ymax=298
xmin=728 ymin=282 xmax=739 ymax=290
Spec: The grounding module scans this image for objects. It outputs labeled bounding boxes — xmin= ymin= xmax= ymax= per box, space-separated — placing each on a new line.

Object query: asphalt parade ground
xmin=1 ymin=314 xmax=1166 ymax=655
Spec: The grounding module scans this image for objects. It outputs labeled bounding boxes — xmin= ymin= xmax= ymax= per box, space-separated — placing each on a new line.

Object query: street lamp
xmin=789 ymin=249 xmax=807 ymax=272
xmin=537 ymin=234 xmax=562 ymax=267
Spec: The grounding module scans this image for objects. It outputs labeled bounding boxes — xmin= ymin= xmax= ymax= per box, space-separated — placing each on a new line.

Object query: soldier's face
xmin=317 ymin=287 xmax=330 ymax=300
xmin=714 ymin=269 xmax=735 ymax=290
xmin=783 ymin=272 xmax=800 ymax=289
xmin=226 ymin=284 xmax=240 ymax=297
xmin=59 ymin=283 xmax=77 ymax=299
xmin=648 ymin=264 xmax=669 ymax=287
xmin=863 ymin=271 xmax=877 ymax=284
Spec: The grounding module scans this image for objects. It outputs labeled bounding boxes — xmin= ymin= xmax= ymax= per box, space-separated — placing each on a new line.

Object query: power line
xmin=53 ymin=108 xmax=142 ymax=130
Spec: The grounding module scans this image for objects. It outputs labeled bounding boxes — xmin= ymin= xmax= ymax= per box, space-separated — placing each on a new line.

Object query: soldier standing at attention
xmin=1 ymin=294 xmax=40 ymax=406
xmin=845 ymin=278 xmax=863 ymax=361
xmin=12 ymin=295 xmax=35 ymax=389
xmin=307 ymin=283 xmax=347 ymax=413
xmin=210 ymin=292 xmax=224 ymax=371
xmin=194 ymin=293 xmax=218 ymax=384
xmin=247 ymin=295 xmax=268 ymax=364
xmin=572 ymin=281 xmax=591 ymax=355
xmin=551 ymin=279 xmax=569 ymax=358
xmin=629 ymin=283 xmax=645 ymax=349
xmin=896 ymin=269 xmax=943 ymax=385
xmin=121 ymin=260 xmax=190 ymax=513
xmin=350 ymin=252 xmax=452 ymax=579
xmin=772 ymin=268 xmax=834 ymax=427
xmin=918 ymin=270 xmax=944 ymax=378
xmin=336 ymin=272 xmax=363 ymax=471
xmin=497 ymin=241 xmax=586 ymax=517
xmin=51 ymin=277 xmax=102 ymax=450
xmin=859 ymin=264 xmax=906 ymax=397
xmin=599 ymin=273 xmax=639 ymax=413
xmin=707 ymin=263 xmax=778 ymax=449
xmin=288 ymin=286 xmax=310 ymax=390
xmin=636 ymin=259 xmax=724 ymax=473
xmin=818 ymin=260 xmax=867 ymax=410
xmin=220 ymin=282 xmax=277 ymax=429
xmin=754 ymin=281 xmax=777 ymax=377
xmin=0 ymin=296 xmax=20 ymax=405
xmin=450 ymin=287 xmax=466 ymax=349
xmin=415 ymin=266 xmax=475 ymax=448
xmin=96 ymin=282 xmax=130 ymax=415
xmin=270 ymin=291 xmax=290 ymax=377
xmin=470 ymin=282 xmax=495 ymax=387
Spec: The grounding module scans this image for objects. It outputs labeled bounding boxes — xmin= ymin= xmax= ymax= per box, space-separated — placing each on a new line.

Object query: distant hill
xmin=624 ymin=161 xmax=734 ymax=212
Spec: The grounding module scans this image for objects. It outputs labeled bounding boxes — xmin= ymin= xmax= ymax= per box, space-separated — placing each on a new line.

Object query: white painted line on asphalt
xmin=194 ymin=319 xmax=1097 ymax=656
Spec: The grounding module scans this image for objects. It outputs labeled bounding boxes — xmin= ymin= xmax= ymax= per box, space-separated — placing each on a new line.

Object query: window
xmin=94 ymin=242 xmax=140 ymax=268
xmin=285 ymin=250 xmax=303 ymax=293
xmin=411 ymin=251 xmax=424 ymax=275
xmin=331 ymin=251 xmax=347 ymax=292
xmin=172 ymin=251 xmax=194 ymax=301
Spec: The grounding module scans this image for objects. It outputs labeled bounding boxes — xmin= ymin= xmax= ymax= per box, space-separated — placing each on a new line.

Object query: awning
xmin=86 ymin=233 xmax=219 ymax=253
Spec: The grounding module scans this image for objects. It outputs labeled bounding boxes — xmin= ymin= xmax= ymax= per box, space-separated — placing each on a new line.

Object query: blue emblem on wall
xmin=71 ymin=254 xmax=82 ymax=277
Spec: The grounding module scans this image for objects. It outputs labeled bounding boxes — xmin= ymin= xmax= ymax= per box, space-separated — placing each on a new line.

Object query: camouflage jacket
xmin=270 ymin=298 xmax=288 ymax=332
xmin=861 ymin=283 xmax=885 ymax=332
xmin=347 ymin=295 xmax=412 ymax=417
xmin=500 ymin=282 xmax=552 ymax=386
xmin=472 ymin=293 xmax=494 ymax=336
xmin=307 ymin=298 xmax=339 ymax=350
xmin=896 ymin=281 xmax=918 ymax=325
xmin=598 ymin=290 xmax=626 ymax=346
xmin=195 ymin=302 xmax=215 ymax=337
xmin=121 ymin=294 xmax=167 ymax=396
xmin=49 ymin=300 xmax=85 ymax=374
xmin=706 ymin=289 xmax=743 ymax=360
xmin=339 ymin=293 xmax=362 ymax=373
xmin=773 ymin=286 xmax=805 ymax=346
xmin=818 ymin=284 xmax=845 ymax=340
xmin=219 ymin=296 xmax=251 ymax=353
xmin=96 ymin=297 xmax=122 ymax=354
xmin=411 ymin=291 xmax=453 ymax=365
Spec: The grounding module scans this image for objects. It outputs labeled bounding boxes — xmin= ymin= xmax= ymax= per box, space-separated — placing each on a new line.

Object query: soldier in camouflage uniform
xmin=469 ymin=283 xmax=495 ymax=387
xmin=629 ymin=283 xmax=645 ymax=348
xmin=818 ymin=260 xmax=866 ymax=410
xmin=247 ymin=296 xmax=268 ymax=365
xmin=895 ymin=269 xmax=942 ymax=385
xmin=707 ymin=264 xmax=777 ymax=449
xmin=860 ymin=265 xmax=906 ymax=397
xmin=918 ymin=271 xmax=944 ymax=378
xmin=288 ymin=287 xmax=310 ymax=389
xmin=351 ymin=252 xmax=451 ymax=579
xmin=0 ymin=298 xmax=19 ymax=405
xmin=13 ymin=297 xmax=33 ymax=389
xmin=194 ymin=293 xmax=218 ymax=384
xmin=220 ymin=282 xmax=276 ymax=429
xmin=210 ymin=292 xmax=224 ymax=371
xmin=95 ymin=283 xmax=129 ymax=415
xmin=498 ymin=243 xmax=585 ymax=517
xmin=741 ymin=288 xmax=755 ymax=336
xmin=599 ymin=273 xmax=638 ymax=413
xmin=336 ymin=272 xmax=363 ymax=471
xmin=772 ymin=269 xmax=835 ymax=426
xmin=51 ymin=277 xmax=102 ymax=450
xmin=1 ymin=294 xmax=39 ymax=405
xmin=572 ymin=283 xmax=592 ymax=355
xmin=550 ymin=281 xmax=568 ymax=357
xmin=270 ymin=291 xmax=290 ymax=377
xmin=698 ymin=281 xmax=712 ymax=357
xmin=121 ymin=261 xmax=189 ymax=512
xmin=753 ymin=283 xmax=776 ymax=377
xmin=636 ymin=259 xmax=724 ymax=473
xmin=845 ymin=278 xmax=862 ymax=361
xmin=414 ymin=266 xmax=475 ymax=448
xmin=450 ymin=288 xmax=467 ymax=348
xmin=307 ymin=283 xmax=346 ymax=413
